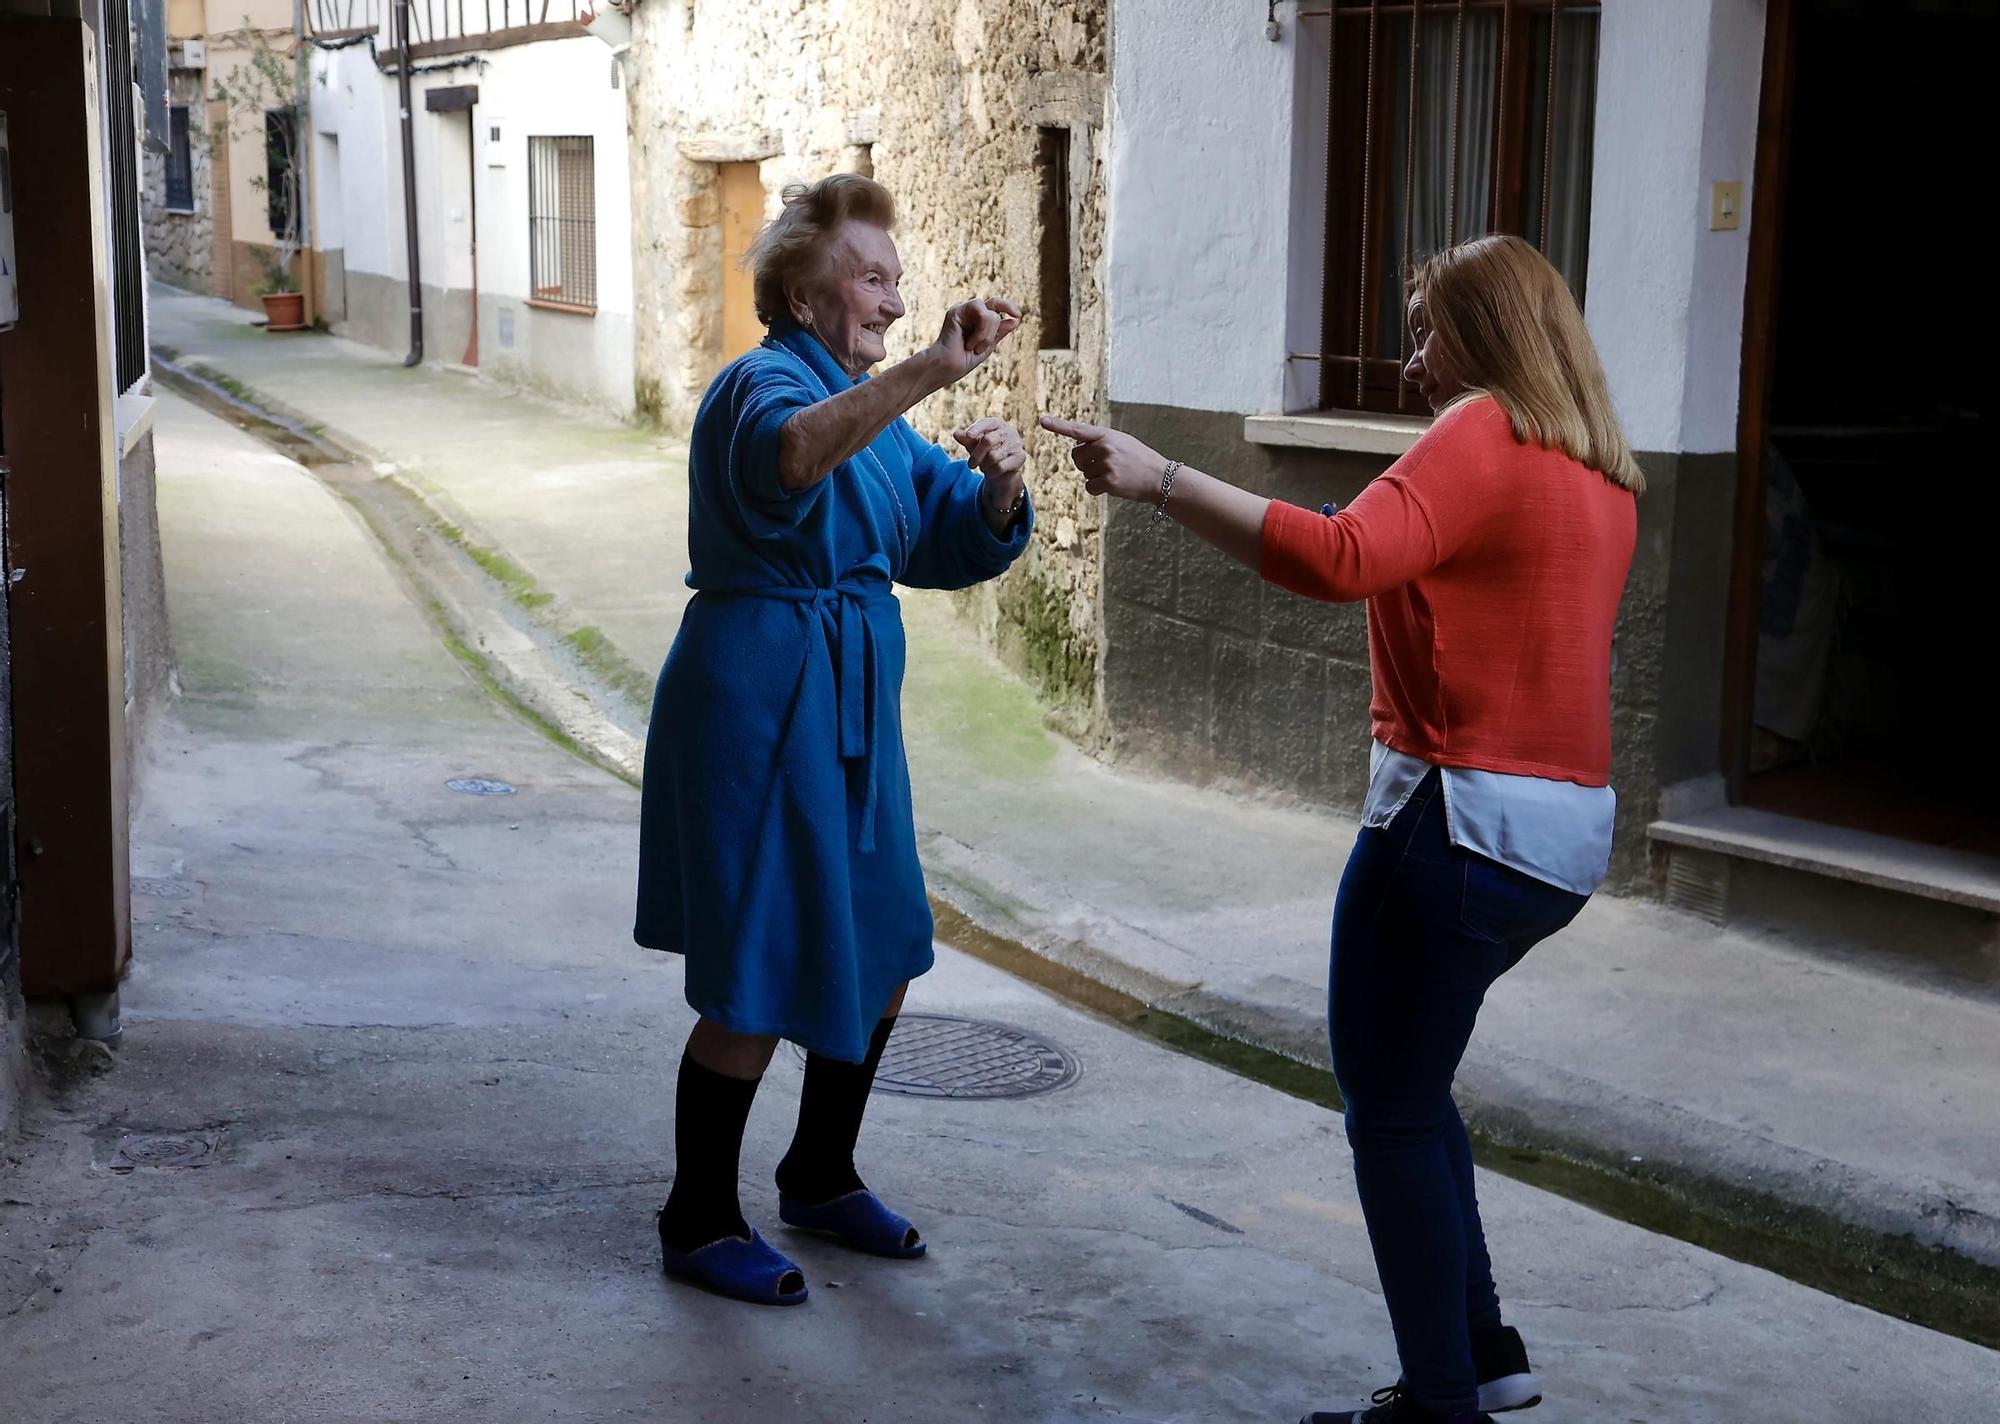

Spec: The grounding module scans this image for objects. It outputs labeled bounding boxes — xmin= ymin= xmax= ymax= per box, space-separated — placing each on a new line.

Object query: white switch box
xmin=1711 ymin=181 xmax=1742 ymax=231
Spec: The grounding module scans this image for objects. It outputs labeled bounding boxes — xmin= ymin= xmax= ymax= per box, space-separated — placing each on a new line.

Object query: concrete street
xmin=0 ymin=367 xmax=1993 ymax=1418
xmin=143 ymin=283 xmax=2000 ymax=1293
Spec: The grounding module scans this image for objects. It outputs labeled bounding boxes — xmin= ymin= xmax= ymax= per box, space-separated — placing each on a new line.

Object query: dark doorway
xmin=1731 ymin=0 xmax=2000 ymax=856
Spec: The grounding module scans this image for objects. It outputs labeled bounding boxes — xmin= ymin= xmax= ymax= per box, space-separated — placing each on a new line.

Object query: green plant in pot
xmin=212 ymin=23 xmax=308 ymax=331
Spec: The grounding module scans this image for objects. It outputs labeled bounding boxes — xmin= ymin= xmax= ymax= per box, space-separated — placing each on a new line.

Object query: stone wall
xmin=141 ymin=69 xmax=214 ymax=294
xmin=626 ymin=0 xmax=1109 ymax=722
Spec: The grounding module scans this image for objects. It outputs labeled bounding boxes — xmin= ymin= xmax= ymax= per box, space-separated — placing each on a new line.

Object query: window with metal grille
xmin=165 ymin=106 xmax=194 ymax=212
xmin=528 ymin=135 xmax=597 ymax=312
xmin=1312 ymin=1 xmax=1601 ymax=414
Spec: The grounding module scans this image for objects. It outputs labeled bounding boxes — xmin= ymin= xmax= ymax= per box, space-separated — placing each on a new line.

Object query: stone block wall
xmin=626 ymin=0 xmax=1109 ymax=721
xmin=1103 ymin=401 xmax=1733 ymax=891
xmin=1101 ymin=404 xmax=1382 ymax=813
xmin=141 ymin=69 xmax=214 ymax=294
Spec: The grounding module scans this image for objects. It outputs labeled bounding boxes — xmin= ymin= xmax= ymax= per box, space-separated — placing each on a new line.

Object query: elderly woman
xmin=634 ymin=174 xmax=1032 ymax=1307
xmin=1045 ymin=235 xmax=1641 ymax=1424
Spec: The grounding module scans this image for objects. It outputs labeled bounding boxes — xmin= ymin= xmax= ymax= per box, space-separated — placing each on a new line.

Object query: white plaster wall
xmin=311 ymin=44 xmax=402 ymax=278
xmin=1584 ymin=0 xmax=1761 ymax=454
xmin=1681 ymin=0 xmax=1766 ymax=453
xmin=1106 ymin=0 xmax=1769 ymax=453
xmin=1584 ymin=1 xmax=1710 ymax=451
xmin=1105 ymin=0 xmax=1294 ymax=415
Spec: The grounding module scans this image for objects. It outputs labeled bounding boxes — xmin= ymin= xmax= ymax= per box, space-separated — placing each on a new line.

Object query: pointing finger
xmin=1039 ymin=415 xmax=1110 ymax=442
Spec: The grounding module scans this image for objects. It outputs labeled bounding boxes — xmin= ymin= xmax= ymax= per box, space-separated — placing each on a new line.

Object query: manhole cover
xmin=796 ymin=1014 xmax=1079 ymax=1099
xmin=131 ymin=877 xmax=195 ymax=899
xmin=114 ymin=1131 xmax=221 ymax=1170
xmin=446 ymin=777 xmax=516 ymax=796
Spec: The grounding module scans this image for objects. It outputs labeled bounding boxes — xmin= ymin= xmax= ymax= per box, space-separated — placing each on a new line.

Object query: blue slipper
xmin=779 ymin=1189 xmax=927 ymax=1259
xmin=659 ymin=1227 xmax=809 ymax=1306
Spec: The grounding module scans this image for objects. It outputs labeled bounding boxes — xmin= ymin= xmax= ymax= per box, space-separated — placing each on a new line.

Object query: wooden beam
xmin=396 ymin=19 xmax=584 ymax=62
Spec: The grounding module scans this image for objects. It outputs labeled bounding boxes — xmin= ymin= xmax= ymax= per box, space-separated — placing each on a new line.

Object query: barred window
xmin=1312 ymin=1 xmax=1602 ymax=414
xmin=165 ymin=106 xmax=194 ymax=212
xmin=528 ymin=135 xmax=597 ymax=313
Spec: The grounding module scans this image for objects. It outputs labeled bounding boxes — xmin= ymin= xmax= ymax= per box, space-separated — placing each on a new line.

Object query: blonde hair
xmin=1410 ymin=234 xmax=1645 ymax=494
xmin=745 ymin=173 xmax=896 ymax=328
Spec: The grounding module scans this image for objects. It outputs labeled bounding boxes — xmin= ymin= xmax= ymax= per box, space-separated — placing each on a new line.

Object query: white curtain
xmin=1378 ymin=13 xmax=1501 ymax=359
xmin=1526 ymin=11 xmax=1600 ymax=305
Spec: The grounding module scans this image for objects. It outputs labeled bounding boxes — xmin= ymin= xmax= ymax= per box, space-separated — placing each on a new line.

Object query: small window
xmin=265 ymin=109 xmax=296 ymax=238
xmin=528 ymin=135 xmax=597 ymax=312
xmin=165 ymin=106 xmax=195 ymax=212
xmin=1035 ymin=126 xmax=1072 ymax=351
xmin=1313 ymin=2 xmax=1602 ymax=414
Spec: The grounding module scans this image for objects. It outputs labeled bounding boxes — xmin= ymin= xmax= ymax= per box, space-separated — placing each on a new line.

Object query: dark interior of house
xmin=1750 ymin=0 xmax=2000 ymax=855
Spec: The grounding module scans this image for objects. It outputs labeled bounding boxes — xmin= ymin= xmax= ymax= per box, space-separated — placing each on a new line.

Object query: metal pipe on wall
xmin=395 ymin=0 xmax=423 ymax=365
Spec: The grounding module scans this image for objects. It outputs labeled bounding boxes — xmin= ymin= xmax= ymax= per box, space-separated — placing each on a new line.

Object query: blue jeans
xmin=1329 ymin=771 xmax=1587 ymax=1413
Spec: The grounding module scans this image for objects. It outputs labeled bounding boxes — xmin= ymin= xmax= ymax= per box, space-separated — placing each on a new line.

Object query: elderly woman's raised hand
xmin=951 ymin=417 xmax=1027 ymax=482
xmin=928 ymin=297 xmax=1023 ymax=382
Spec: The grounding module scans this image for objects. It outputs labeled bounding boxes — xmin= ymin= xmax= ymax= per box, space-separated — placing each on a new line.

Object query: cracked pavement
xmin=2 ymin=391 xmax=1995 ymax=1422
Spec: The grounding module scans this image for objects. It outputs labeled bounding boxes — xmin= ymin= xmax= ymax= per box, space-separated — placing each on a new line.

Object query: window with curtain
xmin=1315 ymin=1 xmax=1601 ymax=415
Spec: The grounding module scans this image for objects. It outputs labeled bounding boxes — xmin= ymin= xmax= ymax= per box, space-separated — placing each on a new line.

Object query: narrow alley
xmin=8 ymin=2 xmax=2000 ymax=1418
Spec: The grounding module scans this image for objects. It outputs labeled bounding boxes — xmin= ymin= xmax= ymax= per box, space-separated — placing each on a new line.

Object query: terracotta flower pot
xmin=260 ymin=290 xmax=307 ymax=332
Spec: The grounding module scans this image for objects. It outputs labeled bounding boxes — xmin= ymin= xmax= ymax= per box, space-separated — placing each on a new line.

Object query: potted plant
xmin=211 ymin=25 xmax=309 ymax=331
xmin=253 ymin=249 xmax=306 ymax=330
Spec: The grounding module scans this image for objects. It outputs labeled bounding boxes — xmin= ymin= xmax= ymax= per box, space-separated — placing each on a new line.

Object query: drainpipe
xmin=395 ymin=0 xmax=423 ymax=365
xmin=293 ymin=0 xmax=316 ymax=327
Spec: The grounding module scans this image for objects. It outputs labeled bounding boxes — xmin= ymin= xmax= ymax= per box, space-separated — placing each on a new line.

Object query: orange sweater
xmin=1259 ymin=397 xmax=1637 ymax=786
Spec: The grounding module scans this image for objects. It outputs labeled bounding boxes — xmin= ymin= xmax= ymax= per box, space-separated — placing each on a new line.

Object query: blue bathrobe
xmin=634 ymin=322 xmax=1032 ymax=1062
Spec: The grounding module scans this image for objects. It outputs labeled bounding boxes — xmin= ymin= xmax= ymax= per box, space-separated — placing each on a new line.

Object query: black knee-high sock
xmin=659 ymin=1051 xmax=761 ymax=1253
xmin=774 ymin=1015 xmax=896 ymax=1205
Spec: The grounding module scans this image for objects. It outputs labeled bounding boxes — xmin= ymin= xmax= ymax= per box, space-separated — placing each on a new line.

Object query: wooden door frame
xmin=0 ymin=18 xmax=134 ymax=999
xmin=1719 ymin=0 xmax=1799 ymax=802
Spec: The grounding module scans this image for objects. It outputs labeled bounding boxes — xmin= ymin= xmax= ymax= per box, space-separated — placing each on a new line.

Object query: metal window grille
xmin=1309 ymin=0 xmax=1601 ymax=414
xmin=165 ymin=105 xmax=194 ymax=211
xmin=104 ymin=0 xmax=150 ymax=393
xmin=305 ymin=0 xmax=583 ymax=49
xmin=528 ymin=135 xmax=596 ymax=310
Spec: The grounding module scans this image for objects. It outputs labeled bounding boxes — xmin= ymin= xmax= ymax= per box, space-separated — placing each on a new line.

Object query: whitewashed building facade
xmin=306 ymin=0 xmax=635 ymax=413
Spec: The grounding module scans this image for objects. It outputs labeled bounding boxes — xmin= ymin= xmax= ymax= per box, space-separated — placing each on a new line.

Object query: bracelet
xmin=986 ymin=480 xmax=1028 ymax=528
xmin=1148 ymin=459 xmax=1182 ymax=530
